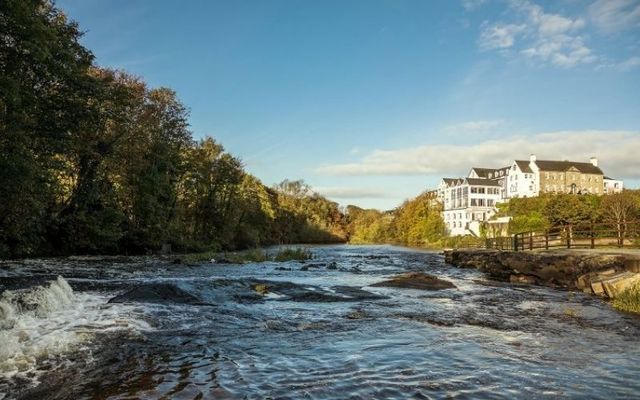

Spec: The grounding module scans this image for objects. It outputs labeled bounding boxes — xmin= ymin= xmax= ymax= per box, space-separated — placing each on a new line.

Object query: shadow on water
xmin=2 ymin=245 xmax=640 ymax=399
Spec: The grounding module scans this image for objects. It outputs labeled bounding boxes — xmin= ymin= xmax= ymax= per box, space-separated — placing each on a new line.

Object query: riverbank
xmin=444 ymin=248 xmax=640 ymax=312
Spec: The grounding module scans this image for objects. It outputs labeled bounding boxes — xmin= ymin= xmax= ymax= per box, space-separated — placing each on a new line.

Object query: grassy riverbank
xmin=613 ymin=283 xmax=640 ymax=313
xmin=182 ymin=247 xmax=313 ymax=264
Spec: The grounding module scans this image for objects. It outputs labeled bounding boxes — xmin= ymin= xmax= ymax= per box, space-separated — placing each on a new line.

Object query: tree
xmin=0 ymin=0 xmax=94 ymax=256
xmin=601 ymin=191 xmax=639 ymax=246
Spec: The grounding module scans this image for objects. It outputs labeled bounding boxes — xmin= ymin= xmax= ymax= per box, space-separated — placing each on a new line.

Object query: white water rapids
xmin=0 ymin=276 xmax=150 ymax=397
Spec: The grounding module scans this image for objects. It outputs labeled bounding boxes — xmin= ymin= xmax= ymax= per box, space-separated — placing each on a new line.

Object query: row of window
xmin=470 ymin=199 xmax=495 ymax=207
xmin=446 ymin=212 xmax=488 ymax=221
xmin=544 ymin=172 xmax=600 ymax=182
xmin=512 ymin=173 xmax=534 ymax=180
xmin=487 ymin=170 xmax=506 ymax=179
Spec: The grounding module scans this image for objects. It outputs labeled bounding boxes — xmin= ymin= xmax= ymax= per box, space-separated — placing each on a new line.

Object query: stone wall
xmin=444 ymin=249 xmax=634 ymax=291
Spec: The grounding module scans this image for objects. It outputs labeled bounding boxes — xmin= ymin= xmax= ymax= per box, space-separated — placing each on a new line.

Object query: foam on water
xmin=0 ymin=276 xmax=151 ymax=392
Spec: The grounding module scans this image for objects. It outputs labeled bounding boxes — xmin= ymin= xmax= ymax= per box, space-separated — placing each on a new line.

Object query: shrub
xmin=273 ymin=247 xmax=312 ymax=262
xmin=612 ymin=282 xmax=640 ymax=314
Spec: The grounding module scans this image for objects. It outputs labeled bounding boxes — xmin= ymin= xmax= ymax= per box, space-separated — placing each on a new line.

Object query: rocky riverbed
xmin=2 ymin=245 xmax=640 ymax=399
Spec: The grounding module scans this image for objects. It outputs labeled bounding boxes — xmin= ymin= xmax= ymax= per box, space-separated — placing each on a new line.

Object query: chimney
xmin=530 ymin=154 xmax=536 ymax=163
xmin=590 ymin=157 xmax=598 ymax=167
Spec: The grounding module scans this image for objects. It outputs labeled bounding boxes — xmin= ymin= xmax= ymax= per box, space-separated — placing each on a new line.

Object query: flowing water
xmin=1 ymin=245 xmax=639 ymax=399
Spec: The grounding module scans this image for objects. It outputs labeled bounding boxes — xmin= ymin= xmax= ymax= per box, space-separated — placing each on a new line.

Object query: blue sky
xmin=59 ymin=0 xmax=640 ymax=209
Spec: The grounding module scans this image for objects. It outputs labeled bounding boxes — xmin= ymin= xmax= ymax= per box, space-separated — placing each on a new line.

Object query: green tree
xmin=0 ymin=0 xmax=94 ymax=256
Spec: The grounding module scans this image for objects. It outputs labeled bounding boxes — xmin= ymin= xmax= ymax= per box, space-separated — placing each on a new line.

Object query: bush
xmin=228 ymin=249 xmax=269 ymax=263
xmin=612 ymin=282 xmax=640 ymax=314
xmin=273 ymin=248 xmax=312 ymax=262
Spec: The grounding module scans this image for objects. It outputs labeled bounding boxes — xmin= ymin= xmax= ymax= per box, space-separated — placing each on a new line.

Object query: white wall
xmin=507 ymin=162 xmax=538 ymax=198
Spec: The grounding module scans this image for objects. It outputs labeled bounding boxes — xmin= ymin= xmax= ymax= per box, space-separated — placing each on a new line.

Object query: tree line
xmin=495 ymin=191 xmax=640 ymax=235
xmin=0 ymin=0 xmax=346 ymax=258
xmin=345 ymin=191 xmax=446 ymax=247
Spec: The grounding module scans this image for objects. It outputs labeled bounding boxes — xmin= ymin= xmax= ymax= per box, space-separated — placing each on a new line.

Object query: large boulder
xmin=445 ymin=249 xmax=629 ymax=289
xmin=599 ymin=272 xmax=640 ymax=298
xmin=371 ymin=272 xmax=456 ymax=291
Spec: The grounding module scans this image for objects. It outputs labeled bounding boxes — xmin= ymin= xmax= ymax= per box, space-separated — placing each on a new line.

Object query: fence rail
xmin=485 ymin=221 xmax=640 ymax=251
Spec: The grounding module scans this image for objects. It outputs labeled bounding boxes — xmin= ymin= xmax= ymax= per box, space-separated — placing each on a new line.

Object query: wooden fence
xmin=505 ymin=221 xmax=640 ymax=251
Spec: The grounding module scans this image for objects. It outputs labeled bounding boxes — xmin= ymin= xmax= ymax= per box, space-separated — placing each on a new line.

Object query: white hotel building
xmin=441 ymin=177 xmax=502 ymax=236
xmin=439 ymin=155 xmax=623 ymax=236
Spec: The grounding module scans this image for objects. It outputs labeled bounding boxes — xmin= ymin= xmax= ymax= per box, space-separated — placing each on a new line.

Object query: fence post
xmin=529 ymin=232 xmax=533 ymax=250
xmin=590 ymin=222 xmax=595 ymax=249
xmin=545 ymin=232 xmax=549 ymax=250
xmin=512 ymin=234 xmax=518 ymax=252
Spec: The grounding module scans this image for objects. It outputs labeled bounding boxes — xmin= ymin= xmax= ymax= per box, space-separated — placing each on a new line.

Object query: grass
xmin=181 ymin=250 xmax=219 ymax=264
xmin=273 ymin=247 xmax=312 ymax=262
xmin=181 ymin=247 xmax=311 ymax=264
xmin=612 ymin=282 xmax=640 ymax=314
xmin=225 ymin=249 xmax=269 ymax=263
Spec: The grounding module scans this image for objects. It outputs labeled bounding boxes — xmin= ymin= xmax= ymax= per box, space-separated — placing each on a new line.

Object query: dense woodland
xmin=0 ymin=1 xmax=347 ymax=258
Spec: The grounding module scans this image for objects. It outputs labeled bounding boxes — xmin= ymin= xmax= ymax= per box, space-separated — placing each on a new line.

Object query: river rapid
xmin=1 ymin=245 xmax=639 ymax=399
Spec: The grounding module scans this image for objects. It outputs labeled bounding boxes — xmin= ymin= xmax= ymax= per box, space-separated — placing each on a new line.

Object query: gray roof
xmin=535 ymin=160 xmax=603 ymax=175
xmin=470 ymin=167 xmax=495 ymax=178
xmin=465 ymin=178 xmax=501 ymax=187
xmin=470 ymin=166 xmax=510 ymax=180
xmin=515 ymin=160 xmax=533 ymax=173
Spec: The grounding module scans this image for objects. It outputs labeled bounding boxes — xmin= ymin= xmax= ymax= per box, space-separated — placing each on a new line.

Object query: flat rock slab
xmin=108 ymin=283 xmax=203 ymax=305
xmin=371 ymin=272 xmax=456 ymax=290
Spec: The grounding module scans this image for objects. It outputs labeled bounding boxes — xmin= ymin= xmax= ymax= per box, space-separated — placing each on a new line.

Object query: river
xmin=1 ymin=245 xmax=639 ymax=399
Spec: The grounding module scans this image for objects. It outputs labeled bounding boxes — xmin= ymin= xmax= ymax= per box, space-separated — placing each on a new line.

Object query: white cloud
xmin=445 ymin=119 xmax=504 ymax=135
xmin=314 ymin=187 xmax=391 ymax=199
xmin=589 ymin=0 xmax=640 ymax=34
xmin=479 ymin=23 xmax=526 ymax=50
xmin=514 ymin=1 xmax=585 ymax=35
xmin=316 ymin=130 xmax=640 ymax=180
xmin=618 ymin=55 xmax=640 ymax=70
xmin=480 ymin=0 xmax=596 ymax=67
xmin=522 ymin=34 xmax=596 ymax=67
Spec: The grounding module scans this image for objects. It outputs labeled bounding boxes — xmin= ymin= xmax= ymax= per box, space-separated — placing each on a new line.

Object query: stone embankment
xmin=444 ymin=249 xmax=640 ymax=299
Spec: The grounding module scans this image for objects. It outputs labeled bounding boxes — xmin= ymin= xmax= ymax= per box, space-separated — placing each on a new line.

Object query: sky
xmin=58 ymin=0 xmax=640 ymax=209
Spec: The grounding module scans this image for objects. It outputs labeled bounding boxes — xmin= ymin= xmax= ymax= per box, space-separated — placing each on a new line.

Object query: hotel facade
xmin=440 ymin=155 xmax=624 ymax=236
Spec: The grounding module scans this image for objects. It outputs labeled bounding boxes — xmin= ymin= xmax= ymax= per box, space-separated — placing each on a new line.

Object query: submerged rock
xmin=108 ymin=283 xmax=203 ymax=305
xmin=371 ymin=272 xmax=456 ymax=290
xmin=510 ymin=274 xmax=538 ymax=285
xmin=253 ymin=283 xmax=269 ymax=295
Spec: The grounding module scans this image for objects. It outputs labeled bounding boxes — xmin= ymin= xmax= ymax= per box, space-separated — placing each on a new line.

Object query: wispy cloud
xmin=316 ymin=130 xmax=640 ymax=179
xmin=314 ymin=187 xmax=391 ymax=199
xmin=589 ymin=0 xmax=640 ymax=34
xmin=445 ymin=119 xmax=504 ymax=135
xmin=479 ymin=23 xmax=526 ymax=50
xmin=462 ymin=0 xmax=489 ymax=11
xmin=478 ymin=0 xmax=595 ymax=67
xmin=618 ymin=55 xmax=640 ymax=70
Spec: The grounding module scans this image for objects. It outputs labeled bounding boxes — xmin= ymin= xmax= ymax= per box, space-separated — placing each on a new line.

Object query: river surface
xmin=1 ymin=245 xmax=640 ymax=399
